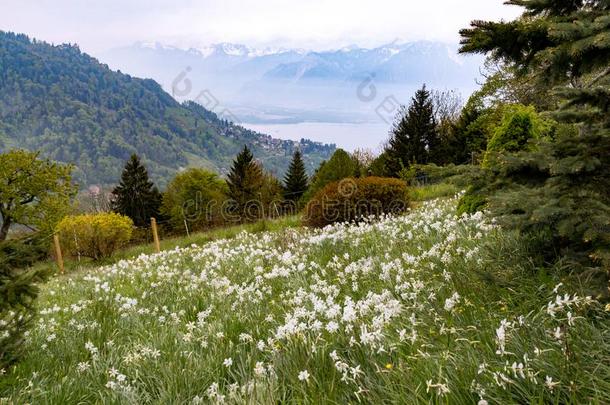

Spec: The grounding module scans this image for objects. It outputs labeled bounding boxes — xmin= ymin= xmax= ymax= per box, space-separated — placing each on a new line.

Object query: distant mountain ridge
xmin=102 ymin=40 xmax=480 ymax=85
xmin=0 ymin=31 xmax=335 ymax=187
xmin=136 ymin=41 xmax=306 ymax=59
xmin=260 ymin=41 xmax=475 ymax=84
xmin=99 ymin=40 xmax=483 ymax=124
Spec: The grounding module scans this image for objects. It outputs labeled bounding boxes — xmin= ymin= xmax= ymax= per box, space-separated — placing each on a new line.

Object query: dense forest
xmin=0 ymin=31 xmax=335 ymax=187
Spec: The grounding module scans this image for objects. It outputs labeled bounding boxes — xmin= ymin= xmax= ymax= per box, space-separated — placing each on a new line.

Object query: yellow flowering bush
xmin=55 ymin=213 xmax=133 ymax=260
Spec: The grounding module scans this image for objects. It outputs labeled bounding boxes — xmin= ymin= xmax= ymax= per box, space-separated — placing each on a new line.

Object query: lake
xmin=243 ymin=122 xmax=393 ymax=152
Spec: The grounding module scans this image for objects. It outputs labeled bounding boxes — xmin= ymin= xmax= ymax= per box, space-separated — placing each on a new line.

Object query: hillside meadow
xmin=1 ymin=195 xmax=609 ymax=404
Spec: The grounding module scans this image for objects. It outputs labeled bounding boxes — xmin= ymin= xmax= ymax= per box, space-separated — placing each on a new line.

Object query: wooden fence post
xmin=151 ymin=217 xmax=161 ymax=253
xmin=53 ymin=234 xmax=65 ymax=274
xmin=183 ymin=219 xmax=190 ymax=238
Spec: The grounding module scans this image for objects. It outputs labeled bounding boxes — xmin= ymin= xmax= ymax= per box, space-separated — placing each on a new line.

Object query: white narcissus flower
xmin=20 ymin=195 xmax=593 ymax=401
xmin=545 ymin=375 xmax=559 ymax=391
xmin=444 ymin=292 xmax=460 ymax=312
xmin=77 ymin=362 xmax=90 ymax=373
xmin=254 ymin=362 xmax=266 ymax=376
xmin=298 ymin=370 xmax=310 ymax=382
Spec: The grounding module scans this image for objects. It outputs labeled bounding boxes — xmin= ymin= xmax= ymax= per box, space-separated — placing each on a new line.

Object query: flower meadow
xmin=1 ymin=197 xmax=609 ymax=404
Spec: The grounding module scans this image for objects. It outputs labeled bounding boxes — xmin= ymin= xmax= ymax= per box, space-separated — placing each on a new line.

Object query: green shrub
xmin=56 ymin=213 xmax=133 ymax=260
xmin=0 ymin=266 xmax=49 ymax=369
xmin=410 ymin=163 xmax=485 ymax=188
xmin=398 ymin=165 xmax=420 ymax=186
xmin=303 ymin=177 xmax=409 ymax=227
xmin=457 ymin=188 xmax=488 ymax=215
xmin=483 ymin=105 xmax=552 ymax=167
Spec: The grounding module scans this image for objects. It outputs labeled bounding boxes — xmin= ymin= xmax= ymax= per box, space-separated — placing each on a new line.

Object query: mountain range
xmin=99 ymin=40 xmax=484 ymax=124
xmin=0 ymin=31 xmax=335 ymax=188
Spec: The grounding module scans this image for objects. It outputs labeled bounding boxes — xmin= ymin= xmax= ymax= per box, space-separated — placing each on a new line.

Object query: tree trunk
xmin=0 ymin=216 xmax=11 ymax=242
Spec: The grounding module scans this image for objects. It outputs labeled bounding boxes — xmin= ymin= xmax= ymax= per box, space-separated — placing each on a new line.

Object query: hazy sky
xmin=0 ymin=0 xmax=520 ymax=53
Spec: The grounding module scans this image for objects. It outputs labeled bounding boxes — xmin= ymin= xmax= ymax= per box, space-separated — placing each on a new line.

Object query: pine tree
xmin=111 ymin=154 xmax=162 ymax=227
xmin=459 ymin=0 xmax=610 ymax=275
xmin=385 ymin=85 xmax=438 ymax=176
xmin=1 ymin=236 xmax=49 ymax=368
xmin=227 ymin=146 xmax=264 ymax=220
xmin=283 ymin=150 xmax=309 ymax=202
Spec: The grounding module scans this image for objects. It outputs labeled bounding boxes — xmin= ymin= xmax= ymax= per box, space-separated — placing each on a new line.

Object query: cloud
xmin=0 ymin=0 xmax=521 ymax=52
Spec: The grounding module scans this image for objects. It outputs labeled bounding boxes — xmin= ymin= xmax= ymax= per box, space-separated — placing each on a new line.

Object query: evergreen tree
xmin=303 ymin=149 xmax=357 ymax=200
xmin=283 ymin=150 xmax=309 ymax=202
xmin=444 ymin=90 xmax=495 ymax=165
xmin=1 ymin=233 xmax=50 ymax=368
xmin=459 ymin=0 xmax=610 ymax=274
xmin=227 ymin=146 xmax=264 ymax=219
xmin=460 ymin=0 xmax=609 ymax=130
xmin=385 ymin=85 xmax=438 ymax=176
xmin=369 ymin=151 xmax=391 ymax=177
xmin=111 ymin=154 xmax=162 ymax=227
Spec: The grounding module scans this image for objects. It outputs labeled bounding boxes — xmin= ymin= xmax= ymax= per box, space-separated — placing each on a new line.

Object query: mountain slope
xmin=0 ymin=32 xmax=335 ymax=187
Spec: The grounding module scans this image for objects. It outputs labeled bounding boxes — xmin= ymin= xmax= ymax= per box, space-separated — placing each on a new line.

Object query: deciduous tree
xmin=0 ymin=150 xmax=75 ymax=241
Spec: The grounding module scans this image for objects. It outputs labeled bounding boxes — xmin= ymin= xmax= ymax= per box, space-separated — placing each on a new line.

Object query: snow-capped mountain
xmin=100 ymin=40 xmax=480 ymax=84
xmin=97 ymin=41 xmax=483 ymax=125
xmin=260 ymin=41 xmax=479 ymax=84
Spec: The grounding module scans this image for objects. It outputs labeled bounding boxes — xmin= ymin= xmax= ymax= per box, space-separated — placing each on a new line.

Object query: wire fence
xmin=0 ymin=217 xmax=173 ymax=274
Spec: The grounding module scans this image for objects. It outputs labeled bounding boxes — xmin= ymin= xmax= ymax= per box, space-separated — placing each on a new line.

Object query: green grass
xmin=1 ymin=198 xmax=609 ymax=404
xmin=409 ymin=182 xmax=459 ymax=202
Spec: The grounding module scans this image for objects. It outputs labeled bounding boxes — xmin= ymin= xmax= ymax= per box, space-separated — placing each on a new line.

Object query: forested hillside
xmin=0 ymin=31 xmax=335 ymax=187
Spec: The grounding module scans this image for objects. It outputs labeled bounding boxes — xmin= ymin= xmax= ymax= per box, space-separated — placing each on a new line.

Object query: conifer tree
xmin=0 ymin=237 xmax=49 ymax=368
xmin=0 ymin=266 xmax=46 ymax=367
xmin=111 ymin=154 xmax=162 ymax=227
xmin=283 ymin=150 xmax=309 ymax=202
xmin=459 ymin=0 xmax=610 ymax=273
xmin=460 ymin=0 xmax=609 ymax=131
xmin=385 ymin=85 xmax=438 ymax=176
xmin=227 ymin=146 xmax=264 ymax=218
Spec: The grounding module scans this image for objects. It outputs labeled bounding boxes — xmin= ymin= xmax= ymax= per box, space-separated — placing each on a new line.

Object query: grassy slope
xmin=32 ymin=216 xmax=301 ymax=276
xmin=37 ymin=183 xmax=454 ymax=276
xmin=2 ymin=193 xmax=610 ymax=404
